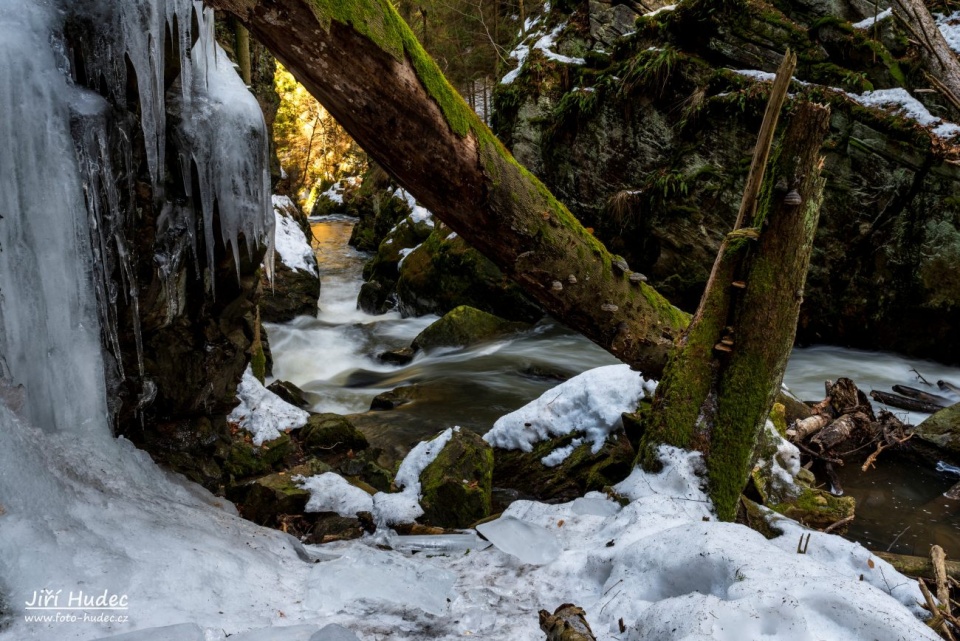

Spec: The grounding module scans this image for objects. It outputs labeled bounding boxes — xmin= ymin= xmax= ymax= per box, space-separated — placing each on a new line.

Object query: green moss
xmin=419 ymin=429 xmax=494 ymax=528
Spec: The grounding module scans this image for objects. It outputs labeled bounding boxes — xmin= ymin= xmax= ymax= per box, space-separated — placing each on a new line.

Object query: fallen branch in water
xmin=862 ymin=433 xmax=914 ymax=472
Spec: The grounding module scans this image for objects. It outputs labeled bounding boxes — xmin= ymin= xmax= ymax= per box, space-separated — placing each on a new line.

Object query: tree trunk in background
xmin=207 ymin=0 xmax=689 ymax=376
xmin=893 ymin=0 xmax=960 ymax=112
xmin=234 ymin=23 xmax=252 ymax=85
xmin=640 ymin=99 xmax=831 ymax=520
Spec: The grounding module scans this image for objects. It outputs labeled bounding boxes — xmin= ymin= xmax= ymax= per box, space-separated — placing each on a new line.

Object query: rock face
xmin=258 ymin=197 xmax=321 ymax=323
xmin=300 ymin=413 xmax=370 ymax=456
xmin=915 ymin=403 xmax=960 ymax=459
xmin=493 ymin=0 xmax=960 ymax=361
xmin=411 ymin=306 xmax=530 ymax=351
xmin=418 ymin=429 xmax=494 ymax=528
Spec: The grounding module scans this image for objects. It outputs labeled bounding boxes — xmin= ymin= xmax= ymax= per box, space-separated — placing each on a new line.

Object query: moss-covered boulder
xmin=418 ymin=429 xmax=494 ymax=528
xmin=411 ymin=306 xmax=530 ymax=352
xmin=493 ymin=432 xmax=635 ymax=502
xmin=226 ymin=471 xmax=311 ymax=525
xmin=300 ymin=413 xmax=369 ymax=455
xmin=222 ymin=432 xmax=293 ymax=480
xmin=915 ymin=403 xmax=960 ymax=458
xmin=358 ymin=206 xmax=436 ymax=314
xmin=396 ymin=229 xmax=543 ymax=322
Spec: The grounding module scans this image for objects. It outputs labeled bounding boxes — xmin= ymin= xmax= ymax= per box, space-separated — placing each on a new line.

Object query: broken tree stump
xmin=811 ymin=412 xmax=873 ymax=452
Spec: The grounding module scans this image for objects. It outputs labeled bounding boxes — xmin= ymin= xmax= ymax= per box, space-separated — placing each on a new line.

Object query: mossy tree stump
xmin=641 ymin=54 xmax=832 ymax=520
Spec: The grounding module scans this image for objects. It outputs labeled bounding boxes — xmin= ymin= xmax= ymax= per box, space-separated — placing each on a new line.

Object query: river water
xmin=266 ymin=216 xmax=960 ymax=557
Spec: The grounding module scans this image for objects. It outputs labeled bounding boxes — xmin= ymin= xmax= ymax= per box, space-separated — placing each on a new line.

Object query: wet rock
xmin=303 ymin=514 xmax=366 ymax=545
xmin=378 ymin=346 xmax=415 ymax=365
xmin=369 ymin=387 xmax=415 ymax=411
xmin=300 ymin=413 xmax=369 ymax=456
xmin=589 ymin=0 xmax=642 ymax=48
xmin=493 ymin=432 xmax=635 ymax=502
xmin=411 ymin=306 xmax=530 ymax=352
xmin=396 ymin=229 xmax=543 ymax=322
xmin=915 ymin=403 xmax=960 ymax=459
xmin=266 ymin=379 xmax=310 ymax=409
xmin=419 ymin=429 xmax=494 ymax=528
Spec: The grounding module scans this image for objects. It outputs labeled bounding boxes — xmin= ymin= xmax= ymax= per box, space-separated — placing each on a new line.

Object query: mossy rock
xmin=396 ymin=230 xmax=543 ymax=322
xmin=493 ymin=431 xmax=636 ymax=502
xmin=411 ymin=306 xmax=530 ymax=351
xmin=915 ymin=403 xmax=960 ymax=458
xmin=223 ymin=432 xmax=293 ymax=479
xmin=300 ymin=413 xmax=369 ymax=455
xmin=767 ymin=485 xmax=856 ymax=530
xmin=419 ymin=429 xmax=494 ymax=528
xmin=337 ymin=450 xmax=395 ymax=492
xmin=226 ymin=472 xmax=311 ymax=525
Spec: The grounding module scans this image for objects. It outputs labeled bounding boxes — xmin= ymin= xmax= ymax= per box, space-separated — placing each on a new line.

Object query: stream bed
xmin=266 ymin=216 xmax=960 ymax=557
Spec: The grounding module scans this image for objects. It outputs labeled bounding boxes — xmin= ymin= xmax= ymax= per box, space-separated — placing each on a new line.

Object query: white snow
xmin=501 ymin=21 xmax=584 ymax=85
xmin=484 ymin=364 xmax=649 ymax=453
xmin=848 ymin=87 xmax=960 ymax=139
xmin=392 ymin=188 xmax=435 ymax=228
xmin=533 ymin=24 xmax=586 ymax=65
xmin=644 ymin=4 xmax=677 ymax=17
xmin=540 ymin=437 xmax=584 ymax=466
xmin=297 ymin=473 xmax=374 ymax=517
xmin=394 ymin=427 xmax=457 ymax=493
xmin=937 ymin=11 xmax=960 ymax=54
xmin=366 ymin=427 xmax=458 ymax=526
xmin=272 ymin=196 xmax=318 ymax=276
xmin=228 ymin=366 xmax=310 ymax=445
xmin=852 ymin=8 xmax=893 ymax=29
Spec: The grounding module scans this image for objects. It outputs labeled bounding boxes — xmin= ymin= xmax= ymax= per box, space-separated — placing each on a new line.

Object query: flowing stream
xmin=267 ymin=217 xmax=960 ymax=557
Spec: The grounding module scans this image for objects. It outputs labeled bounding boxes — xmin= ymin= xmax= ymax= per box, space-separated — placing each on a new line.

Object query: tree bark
xmin=892 ymin=0 xmax=960 ymax=113
xmin=640 ymin=80 xmax=831 ymax=520
xmin=206 ymin=0 xmax=688 ymax=376
xmin=234 ymin=23 xmax=252 ymax=85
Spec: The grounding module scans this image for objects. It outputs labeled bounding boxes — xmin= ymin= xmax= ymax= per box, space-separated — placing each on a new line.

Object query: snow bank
xmin=297 ymin=473 xmax=374 ymax=517
xmin=271 ymin=196 xmax=318 ymax=276
xmin=852 ymin=8 xmax=892 ymax=29
xmin=937 ymin=11 xmax=960 ymax=54
xmin=0 ymin=403 xmax=939 ymax=641
xmin=228 ymin=366 xmax=310 ymax=445
xmin=849 ymin=87 xmax=960 ymax=138
xmin=484 ymin=364 xmax=653 ymax=454
xmin=501 ymin=20 xmax=584 ymax=85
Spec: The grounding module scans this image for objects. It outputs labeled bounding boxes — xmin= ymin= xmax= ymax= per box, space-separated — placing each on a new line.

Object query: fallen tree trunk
xmin=876 ymin=551 xmax=960 ymax=581
xmin=870 ymin=390 xmax=944 ymax=414
xmin=207 ymin=0 xmax=688 ymax=376
xmin=810 ymin=411 xmax=872 ymax=452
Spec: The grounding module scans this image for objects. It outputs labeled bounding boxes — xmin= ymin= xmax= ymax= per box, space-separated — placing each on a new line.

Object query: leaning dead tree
xmin=639 ymin=53 xmax=833 ymax=520
xmin=207 ymin=0 xmax=688 ymax=376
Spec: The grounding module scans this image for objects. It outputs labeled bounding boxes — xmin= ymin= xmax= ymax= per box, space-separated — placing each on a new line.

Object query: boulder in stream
xmin=258 ymin=196 xmax=321 ymax=323
xmin=300 ymin=413 xmax=369 ymax=456
xmin=411 ymin=305 xmax=530 ymax=352
xmin=915 ymin=402 xmax=960 ymax=460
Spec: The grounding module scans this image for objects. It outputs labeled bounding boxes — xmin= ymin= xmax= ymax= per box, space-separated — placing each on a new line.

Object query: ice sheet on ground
xmin=297 ymin=473 xmax=373 ymax=517
xmin=475 ymin=515 xmax=563 ymax=565
xmin=228 ymin=366 xmax=310 ymax=445
xmin=304 ymin=547 xmax=455 ymax=617
xmin=390 ymin=533 xmax=492 ymax=553
xmin=484 ymin=364 xmax=646 ymax=453
xmin=92 ymin=624 xmax=204 ymax=641
xmin=272 ymin=196 xmax=318 ymax=276
xmin=227 ymin=625 xmax=322 ymax=641
xmin=309 ymin=625 xmax=360 ymax=641
xmin=571 ymin=495 xmax=621 ymax=517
